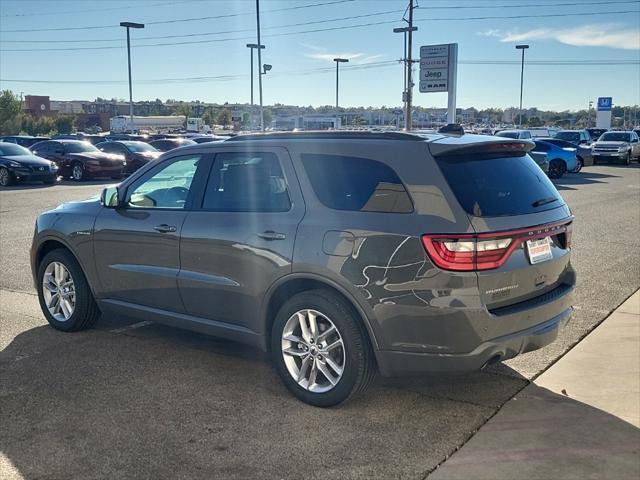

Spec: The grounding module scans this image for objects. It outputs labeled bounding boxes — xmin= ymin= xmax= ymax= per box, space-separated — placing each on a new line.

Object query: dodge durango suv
xmin=31 ymin=131 xmax=575 ymax=406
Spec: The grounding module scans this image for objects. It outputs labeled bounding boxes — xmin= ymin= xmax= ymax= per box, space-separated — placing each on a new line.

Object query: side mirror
xmin=101 ymin=186 xmax=121 ymax=208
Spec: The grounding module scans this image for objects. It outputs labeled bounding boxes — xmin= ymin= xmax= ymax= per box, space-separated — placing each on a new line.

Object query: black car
xmin=30 ymin=139 xmax=126 ymax=181
xmin=96 ymin=140 xmax=161 ymax=175
xmin=0 ymin=143 xmax=58 ymax=186
xmin=148 ymin=138 xmax=197 ymax=152
xmin=0 ymin=135 xmax=50 ymax=148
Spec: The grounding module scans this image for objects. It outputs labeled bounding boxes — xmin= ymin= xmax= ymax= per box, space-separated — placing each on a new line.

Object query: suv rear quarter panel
xmin=288 ymin=139 xmax=485 ymax=354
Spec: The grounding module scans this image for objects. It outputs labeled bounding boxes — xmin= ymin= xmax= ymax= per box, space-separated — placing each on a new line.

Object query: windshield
xmin=0 ymin=143 xmax=32 ymax=156
xmin=436 ymin=155 xmax=564 ymax=217
xmin=555 ymin=132 xmax=580 ymax=142
xmin=599 ymin=132 xmax=631 ymax=142
xmin=125 ymin=142 xmax=158 ymax=153
xmin=496 ymin=131 xmax=519 ymax=139
xmin=64 ymin=142 xmax=99 ymax=153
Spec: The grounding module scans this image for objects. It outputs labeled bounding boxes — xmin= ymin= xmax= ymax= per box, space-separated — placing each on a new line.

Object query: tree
xmin=217 ymin=109 xmax=232 ymax=129
xmin=262 ymin=108 xmax=273 ymax=128
xmin=55 ymin=115 xmax=75 ymax=134
xmin=0 ymin=90 xmax=23 ymax=135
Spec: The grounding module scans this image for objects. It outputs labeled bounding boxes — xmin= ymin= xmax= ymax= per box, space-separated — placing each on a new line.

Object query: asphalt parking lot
xmin=1 ymin=166 xmax=639 ymax=479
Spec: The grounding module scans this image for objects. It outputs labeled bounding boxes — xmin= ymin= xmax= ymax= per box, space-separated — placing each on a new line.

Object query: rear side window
xmin=301 ymin=154 xmax=413 ymax=213
xmin=436 ymin=155 xmax=564 ymax=217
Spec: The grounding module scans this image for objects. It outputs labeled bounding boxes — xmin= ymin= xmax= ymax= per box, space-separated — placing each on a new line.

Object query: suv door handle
xmin=257 ymin=231 xmax=286 ymax=241
xmin=153 ymin=224 xmax=177 ymax=233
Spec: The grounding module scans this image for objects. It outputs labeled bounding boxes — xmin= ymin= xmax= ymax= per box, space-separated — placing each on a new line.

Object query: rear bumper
xmin=377 ymin=306 xmax=572 ymax=376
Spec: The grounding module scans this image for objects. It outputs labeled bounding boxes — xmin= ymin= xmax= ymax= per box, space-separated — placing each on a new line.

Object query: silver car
xmin=592 ymin=131 xmax=640 ymax=165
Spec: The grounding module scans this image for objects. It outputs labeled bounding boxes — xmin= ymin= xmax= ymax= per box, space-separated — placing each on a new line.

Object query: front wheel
xmin=37 ymin=249 xmax=100 ymax=332
xmin=548 ymin=159 xmax=566 ymax=179
xmin=271 ymin=289 xmax=376 ymax=407
xmin=574 ymin=157 xmax=583 ymax=173
xmin=71 ymin=162 xmax=85 ymax=181
xmin=0 ymin=167 xmax=13 ymax=186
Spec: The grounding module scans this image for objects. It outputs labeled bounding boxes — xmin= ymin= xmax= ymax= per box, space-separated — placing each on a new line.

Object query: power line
xmin=2 ymin=8 xmax=639 ymax=52
xmin=0 ymin=0 xmax=356 ymax=32
xmin=1 ymin=59 xmax=637 ymax=85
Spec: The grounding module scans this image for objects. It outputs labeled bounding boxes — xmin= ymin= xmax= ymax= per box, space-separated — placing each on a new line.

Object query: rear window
xmin=301 ymin=154 xmax=413 ymax=213
xmin=436 ymin=155 xmax=564 ymax=217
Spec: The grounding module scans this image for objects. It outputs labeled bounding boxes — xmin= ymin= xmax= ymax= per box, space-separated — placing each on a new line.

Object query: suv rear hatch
xmin=426 ymin=138 xmax=574 ymax=312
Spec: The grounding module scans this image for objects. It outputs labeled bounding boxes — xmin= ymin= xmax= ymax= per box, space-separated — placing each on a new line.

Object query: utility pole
xmin=516 ymin=44 xmax=529 ymax=128
xmin=406 ymin=0 xmax=415 ymax=131
xmin=255 ymin=0 xmax=265 ymax=131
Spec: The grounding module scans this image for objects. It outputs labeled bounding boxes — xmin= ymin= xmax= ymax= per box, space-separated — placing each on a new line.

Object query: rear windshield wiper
xmin=531 ymin=197 xmax=559 ymax=207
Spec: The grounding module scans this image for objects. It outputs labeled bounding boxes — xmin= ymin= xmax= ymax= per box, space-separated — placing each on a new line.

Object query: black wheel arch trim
xmin=261 ymin=272 xmax=381 ymax=352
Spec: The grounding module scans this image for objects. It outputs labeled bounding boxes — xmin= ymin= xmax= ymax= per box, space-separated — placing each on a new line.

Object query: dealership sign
xmin=419 ymin=43 xmax=458 ymax=123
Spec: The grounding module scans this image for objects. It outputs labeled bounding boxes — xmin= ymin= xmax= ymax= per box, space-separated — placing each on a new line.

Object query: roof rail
xmin=226 ymin=130 xmax=425 ymax=142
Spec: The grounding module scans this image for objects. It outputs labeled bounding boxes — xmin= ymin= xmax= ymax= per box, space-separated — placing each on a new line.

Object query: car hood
xmin=68 ymin=152 xmax=124 ymax=161
xmin=594 ymin=141 xmax=629 ymax=148
xmin=4 ymin=154 xmax=52 ymax=166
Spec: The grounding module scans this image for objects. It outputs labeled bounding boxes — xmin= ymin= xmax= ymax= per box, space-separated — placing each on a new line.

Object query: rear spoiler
xmin=428 ymin=137 xmax=535 ymax=158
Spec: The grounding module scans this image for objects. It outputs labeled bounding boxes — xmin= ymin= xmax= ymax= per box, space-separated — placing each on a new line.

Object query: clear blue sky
xmin=1 ymin=0 xmax=639 ymax=110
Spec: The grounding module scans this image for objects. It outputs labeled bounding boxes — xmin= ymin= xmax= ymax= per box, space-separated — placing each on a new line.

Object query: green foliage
xmin=217 ymin=109 xmax=232 ymax=128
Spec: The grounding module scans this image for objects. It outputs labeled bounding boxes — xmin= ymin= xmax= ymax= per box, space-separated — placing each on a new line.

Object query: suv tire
xmin=271 ymin=289 xmax=376 ymax=407
xmin=37 ymin=249 xmax=100 ymax=332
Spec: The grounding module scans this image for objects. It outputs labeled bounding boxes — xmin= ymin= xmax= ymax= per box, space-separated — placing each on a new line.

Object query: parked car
xmin=148 ymin=138 xmax=197 ymax=152
xmin=31 ymin=131 xmax=574 ymax=406
xmin=532 ymin=140 xmax=578 ymax=178
xmin=554 ymin=130 xmax=592 ymax=145
xmin=592 ymin=131 xmax=640 ymax=165
xmin=96 ymin=140 xmax=161 ymax=175
xmin=0 ymin=143 xmax=58 ymax=186
xmin=30 ymin=139 xmax=126 ymax=181
xmin=0 ymin=135 xmax=50 ymax=148
xmin=529 ymin=151 xmax=549 ymax=173
xmin=539 ymin=137 xmax=593 ymax=171
xmin=495 ymin=129 xmax=532 ymax=140
xmin=586 ymin=128 xmax=608 ymax=141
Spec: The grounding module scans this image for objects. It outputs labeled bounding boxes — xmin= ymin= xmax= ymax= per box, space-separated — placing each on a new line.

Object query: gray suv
xmin=31 ymin=132 xmax=575 ymax=406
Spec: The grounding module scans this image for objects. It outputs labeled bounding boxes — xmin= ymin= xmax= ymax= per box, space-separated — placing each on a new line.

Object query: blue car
xmin=532 ymin=140 xmax=578 ymax=179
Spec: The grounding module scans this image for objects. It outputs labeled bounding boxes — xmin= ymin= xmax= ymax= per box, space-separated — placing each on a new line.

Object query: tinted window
xmin=127 ymin=155 xmax=200 ymax=209
xmin=301 ymin=154 xmax=413 ymax=213
xmin=0 ymin=144 xmax=31 ymax=156
xmin=202 ymin=152 xmax=291 ymax=212
xmin=63 ymin=142 xmax=99 ymax=153
xmin=496 ymin=131 xmax=519 ymax=139
xmin=600 ymin=132 xmax=630 ymax=142
xmin=555 ymin=132 xmax=580 ymax=143
xmin=436 ymin=155 xmax=564 ymax=217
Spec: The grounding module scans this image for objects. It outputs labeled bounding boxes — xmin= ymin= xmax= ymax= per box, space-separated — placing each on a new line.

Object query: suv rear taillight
xmin=422 ymin=219 xmax=572 ymax=272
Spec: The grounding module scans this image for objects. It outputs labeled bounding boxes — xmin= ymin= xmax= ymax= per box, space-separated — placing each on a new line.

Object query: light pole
xmin=246 ymin=43 xmax=265 ymax=106
xmin=516 ymin=44 xmax=529 ymax=128
xmin=333 ymin=58 xmax=349 ymax=111
xmin=120 ymin=21 xmax=144 ymax=134
xmin=393 ymin=26 xmax=417 ymax=130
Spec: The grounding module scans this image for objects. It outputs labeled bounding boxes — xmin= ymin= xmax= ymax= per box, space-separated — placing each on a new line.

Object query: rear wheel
xmin=37 ymin=249 xmax=100 ymax=332
xmin=271 ymin=289 xmax=376 ymax=407
xmin=71 ymin=162 xmax=85 ymax=181
xmin=0 ymin=167 xmax=13 ymax=186
xmin=548 ymin=159 xmax=566 ymax=179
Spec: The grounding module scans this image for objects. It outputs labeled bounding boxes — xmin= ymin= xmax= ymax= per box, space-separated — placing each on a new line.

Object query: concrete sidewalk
xmin=430 ymin=291 xmax=640 ymax=480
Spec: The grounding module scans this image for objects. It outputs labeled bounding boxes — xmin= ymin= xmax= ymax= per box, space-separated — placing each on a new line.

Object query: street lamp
xmin=120 ymin=21 xmax=144 ymax=134
xmin=246 ymin=43 xmax=265 ymax=106
xmin=333 ymin=58 xmax=349 ymax=111
xmin=515 ymin=44 xmax=529 ymax=128
xmin=393 ymin=26 xmax=417 ymax=130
